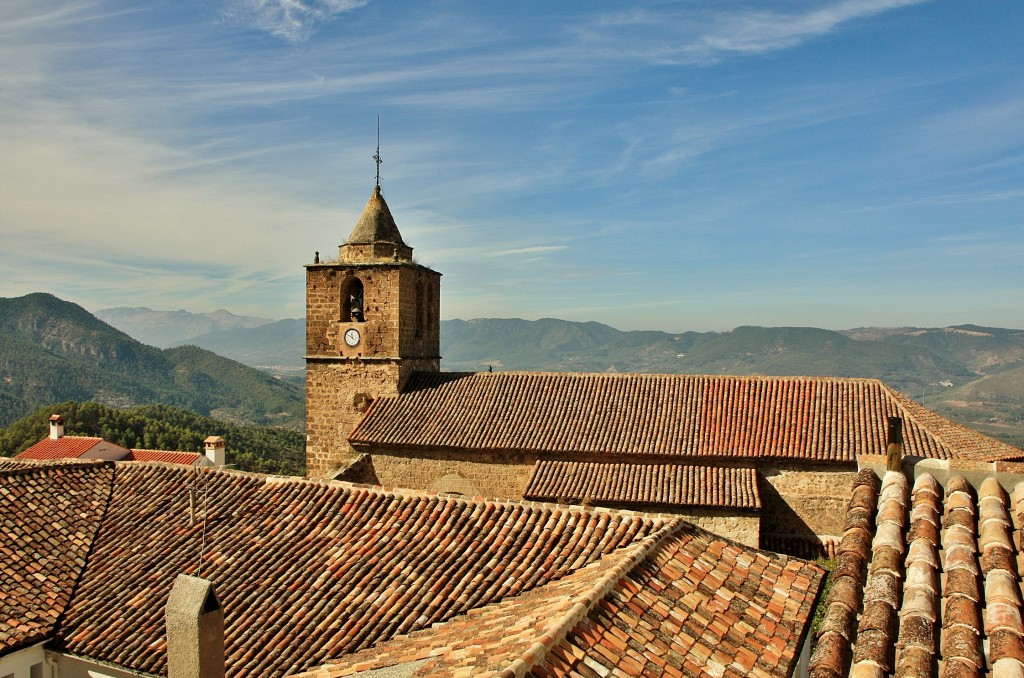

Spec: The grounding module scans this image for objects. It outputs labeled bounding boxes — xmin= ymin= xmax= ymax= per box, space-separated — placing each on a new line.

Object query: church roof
xmin=524 ymin=460 xmax=761 ymax=510
xmin=0 ymin=460 xmax=824 ymax=678
xmin=349 ymin=372 xmax=1024 ymax=463
xmin=345 ymin=185 xmax=406 ymax=246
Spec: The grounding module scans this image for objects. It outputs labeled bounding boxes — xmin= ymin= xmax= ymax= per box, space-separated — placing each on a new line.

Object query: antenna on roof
xmin=373 ymin=116 xmax=382 ymax=189
xmin=189 ymin=466 xmax=212 ymax=578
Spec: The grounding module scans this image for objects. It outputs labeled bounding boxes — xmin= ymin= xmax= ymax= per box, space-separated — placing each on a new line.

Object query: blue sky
xmin=1 ymin=0 xmax=1022 ymax=331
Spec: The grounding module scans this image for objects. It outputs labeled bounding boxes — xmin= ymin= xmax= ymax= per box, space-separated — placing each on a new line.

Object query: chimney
xmin=166 ymin=575 xmax=225 ymax=678
xmin=886 ymin=416 xmax=903 ymax=472
xmin=203 ymin=436 xmax=226 ymax=468
xmin=49 ymin=414 xmax=65 ymax=440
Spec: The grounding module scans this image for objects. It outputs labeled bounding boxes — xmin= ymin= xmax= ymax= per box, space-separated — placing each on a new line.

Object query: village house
xmin=14 ymin=414 xmax=226 ymax=467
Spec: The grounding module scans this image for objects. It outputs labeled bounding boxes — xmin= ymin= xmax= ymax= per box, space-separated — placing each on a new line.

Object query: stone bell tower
xmin=305 ymin=183 xmax=441 ymax=478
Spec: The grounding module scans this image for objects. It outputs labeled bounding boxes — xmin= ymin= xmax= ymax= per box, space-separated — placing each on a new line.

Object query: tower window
xmin=342 ymin=278 xmax=364 ymax=322
xmin=415 ymin=281 xmax=424 ymax=338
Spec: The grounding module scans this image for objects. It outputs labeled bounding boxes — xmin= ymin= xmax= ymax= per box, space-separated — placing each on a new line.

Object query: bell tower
xmin=305 ymin=183 xmax=441 ymax=478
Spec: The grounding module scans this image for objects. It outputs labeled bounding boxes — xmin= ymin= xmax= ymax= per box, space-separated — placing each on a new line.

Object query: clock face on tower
xmin=344 ymin=328 xmax=361 ymax=347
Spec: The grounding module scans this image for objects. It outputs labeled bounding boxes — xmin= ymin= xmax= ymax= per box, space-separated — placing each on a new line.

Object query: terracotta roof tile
xmin=526 ymin=523 xmax=823 ymax=678
xmin=38 ymin=463 xmax=671 ymax=676
xmin=813 ymin=467 xmax=1024 ymax=677
xmin=16 ymin=436 xmax=106 ymax=460
xmin=523 ymin=460 xmax=760 ymax=509
xmin=350 ymin=373 xmax=1023 ymax=462
xmin=128 ymin=448 xmax=202 ymax=465
xmin=0 ymin=461 xmax=114 ymax=654
xmin=2 ymin=462 xmax=825 ymax=678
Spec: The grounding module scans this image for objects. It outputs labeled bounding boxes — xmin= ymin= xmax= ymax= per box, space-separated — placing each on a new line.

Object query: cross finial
xmin=373 ymin=116 xmax=382 ymax=189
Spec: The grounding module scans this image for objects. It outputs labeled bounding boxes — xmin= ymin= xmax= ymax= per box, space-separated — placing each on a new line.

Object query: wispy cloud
xmin=221 ymin=0 xmax=370 ymax=41
xmin=486 ymin=245 xmax=568 ymax=258
xmin=578 ymin=0 xmax=931 ymax=65
xmin=690 ymin=0 xmax=929 ymax=58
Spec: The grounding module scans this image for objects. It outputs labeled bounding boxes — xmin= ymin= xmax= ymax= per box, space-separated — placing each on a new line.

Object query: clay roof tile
xmin=351 ymin=373 xmax=1023 ymax=462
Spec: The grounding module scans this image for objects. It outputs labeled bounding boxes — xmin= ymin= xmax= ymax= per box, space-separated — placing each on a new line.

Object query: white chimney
xmin=203 ymin=436 xmax=226 ymax=468
xmin=49 ymin=414 xmax=65 ymax=440
xmin=166 ymin=574 xmax=225 ymax=678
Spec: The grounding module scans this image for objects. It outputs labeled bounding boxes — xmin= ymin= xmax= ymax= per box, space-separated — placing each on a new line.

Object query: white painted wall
xmin=0 ymin=643 xmax=48 ymax=678
xmin=46 ymin=653 xmax=143 ymax=678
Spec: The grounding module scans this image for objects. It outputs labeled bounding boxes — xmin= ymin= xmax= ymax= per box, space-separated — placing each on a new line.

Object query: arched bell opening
xmin=342 ymin=278 xmax=365 ymax=322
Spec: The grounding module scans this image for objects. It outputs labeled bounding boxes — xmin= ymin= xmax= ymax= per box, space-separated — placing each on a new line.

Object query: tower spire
xmin=373 ymin=116 xmax=382 ymax=189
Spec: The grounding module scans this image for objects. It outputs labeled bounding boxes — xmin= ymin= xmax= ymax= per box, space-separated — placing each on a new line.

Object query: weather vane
xmin=373 ymin=116 xmax=382 ymax=189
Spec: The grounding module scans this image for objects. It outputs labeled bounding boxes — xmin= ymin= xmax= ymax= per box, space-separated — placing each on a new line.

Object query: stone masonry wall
xmin=758 ymin=464 xmax=858 ymax=539
xmin=305 ymin=261 xmax=440 ymax=478
xmin=305 ymin=358 xmax=437 ymax=478
xmin=371 ymin=450 xmax=536 ymax=500
xmin=366 ymin=449 xmax=847 ymax=548
xmin=371 ymin=451 xmax=760 ymax=545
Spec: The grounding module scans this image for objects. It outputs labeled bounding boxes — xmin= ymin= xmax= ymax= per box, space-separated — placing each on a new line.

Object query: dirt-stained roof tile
xmin=523 ymin=460 xmax=760 ymax=510
xmin=0 ymin=461 xmax=114 ymax=654
xmin=350 ymin=373 xmax=1023 ymax=462
xmin=2 ymin=461 xmax=824 ymax=678
xmin=814 ymin=471 xmax=1024 ymax=678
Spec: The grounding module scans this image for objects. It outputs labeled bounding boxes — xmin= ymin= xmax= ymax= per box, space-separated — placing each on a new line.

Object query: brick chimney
xmin=49 ymin=414 xmax=65 ymax=440
xmin=886 ymin=416 xmax=904 ymax=472
xmin=166 ymin=574 xmax=225 ymax=678
xmin=203 ymin=436 xmax=226 ymax=468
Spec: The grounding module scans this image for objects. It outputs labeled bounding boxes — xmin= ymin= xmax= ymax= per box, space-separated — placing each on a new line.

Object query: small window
xmin=30 ymin=664 xmax=43 ymax=678
xmin=342 ymin=278 xmax=364 ymax=322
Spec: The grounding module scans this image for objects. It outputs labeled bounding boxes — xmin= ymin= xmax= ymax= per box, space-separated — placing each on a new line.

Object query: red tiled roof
xmin=290 ymin=522 xmax=673 ymax=678
xmin=128 ymin=448 xmax=202 ymax=465
xmin=50 ymin=464 xmax=668 ymax=676
xmin=350 ymin=372 xmax=1022 ymax=463
xmin=291 ymin=521 xmax=823 ymax=678
xmin=16 ymin=436 xmax=105 ymax=460
xmin=3 ymin=461 xmax=825 ymax=677
xmin=0 ymin=461 xmax=114 ymax=654
xmin=535 ymin=524 xmax=822 ymax=678
xmin=524 ymin=460 xmax=761 ymax=510
xmin=809 ymin=468 xmax=1024 ymax=677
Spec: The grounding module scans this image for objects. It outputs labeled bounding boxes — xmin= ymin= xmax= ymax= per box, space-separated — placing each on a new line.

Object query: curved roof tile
xmin=351 ymin=373 xmax=1023 ymax=462
xmin=814 ymin=469 xmax=1024 ymax=678
xmin=523 ymin=460 xmax=761 ymax=509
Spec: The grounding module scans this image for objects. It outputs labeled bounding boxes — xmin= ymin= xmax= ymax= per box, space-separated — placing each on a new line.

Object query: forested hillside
xmin=0 ymin=293 xmax=303 ymax=428
xmin=0 ymin=401 xmax=304 ymax=475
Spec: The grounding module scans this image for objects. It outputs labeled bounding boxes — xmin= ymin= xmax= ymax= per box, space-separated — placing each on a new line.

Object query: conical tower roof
xmin=339 ymin=185 xmax=414 ymax=263
xmin=345 ymin=185 xmax=406 ymax=246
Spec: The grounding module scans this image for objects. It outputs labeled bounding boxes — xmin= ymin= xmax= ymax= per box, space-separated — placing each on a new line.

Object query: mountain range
xmin=4 ymin=295 xmax=1019 ymax=447
xmin=96 ymin=305 xmax=1024 ymax=448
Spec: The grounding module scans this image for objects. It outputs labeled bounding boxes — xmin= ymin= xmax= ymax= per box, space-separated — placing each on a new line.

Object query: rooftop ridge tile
xmin=498 ymin=518 xmax=688 ymax=678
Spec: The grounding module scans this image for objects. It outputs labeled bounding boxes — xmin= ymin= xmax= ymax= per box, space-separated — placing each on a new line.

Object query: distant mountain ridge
xmin=0 ymin=293 xmax=303 ymax=428
xmin=72 ymin=302 xmax=1024 ymax=447
xmin=95 ymin=305 xmax=274 ymax=348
